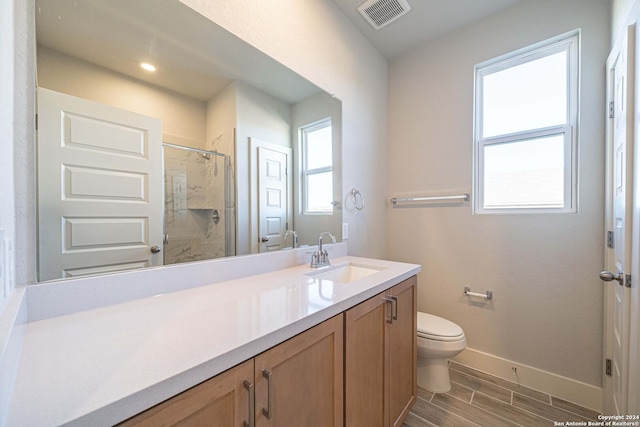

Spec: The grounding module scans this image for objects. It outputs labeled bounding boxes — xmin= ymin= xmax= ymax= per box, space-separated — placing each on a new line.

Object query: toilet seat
xmin=417 ymin=312 xmax=464 ymax=342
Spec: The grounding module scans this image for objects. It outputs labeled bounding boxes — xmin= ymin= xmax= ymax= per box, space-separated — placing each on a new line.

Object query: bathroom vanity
xmin=120 ymin=276 xmax=417 ymax=427
xmin=3 ymin=248 xmax=420 ymax=426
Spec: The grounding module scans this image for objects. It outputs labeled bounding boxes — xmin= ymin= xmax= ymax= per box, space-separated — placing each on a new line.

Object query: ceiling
xmin=35 ymin=0 xmax=321 ymax=103
xmin=36 ymin=0 xmax=525 ymax=101
xmin=332 ymin=0 xmax=523 ymax=59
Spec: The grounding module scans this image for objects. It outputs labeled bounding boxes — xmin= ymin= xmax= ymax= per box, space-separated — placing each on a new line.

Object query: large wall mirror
xmin=35 ymin=0 xmax=342 ymax=282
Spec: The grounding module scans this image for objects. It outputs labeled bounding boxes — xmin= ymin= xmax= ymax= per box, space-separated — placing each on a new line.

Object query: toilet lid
xmin=417 ymin=312 xmax=464 ymax=341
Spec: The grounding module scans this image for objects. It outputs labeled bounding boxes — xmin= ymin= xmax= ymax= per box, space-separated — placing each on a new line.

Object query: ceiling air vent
xmin=357 ymin=0 xmax=411 ymax=30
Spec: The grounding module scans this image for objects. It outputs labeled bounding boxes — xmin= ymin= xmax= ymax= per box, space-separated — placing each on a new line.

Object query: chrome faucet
xmin=283 ymin=230 xmax=298 ymax=249
xmin=310 ymin=232 xmax=336 ymax=268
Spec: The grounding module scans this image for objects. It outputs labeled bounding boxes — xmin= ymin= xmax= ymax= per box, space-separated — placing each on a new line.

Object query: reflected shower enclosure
xmin=163 ymin=143 xmax=235 ymax=265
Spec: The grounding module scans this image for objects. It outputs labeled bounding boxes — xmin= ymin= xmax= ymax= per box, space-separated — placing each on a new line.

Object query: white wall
xmin=0 ymin=0 xmax=16 ymax=312
xmin=37 ymin=47 xmax=208 ymax=147
xmin=206 ymin=83 xmax=237 ymax=151
xmin=206 ymin=82 xmax=238 ymax=256
xmin=179 ymin=0 xmax=390 ymax=259
xmin=8 ymin=0 xmax=35 ymax=289
xmin=613 ymin=0 xmax=635 ymax=40
xmin=387 ymin=0 xmax=609 ymax=387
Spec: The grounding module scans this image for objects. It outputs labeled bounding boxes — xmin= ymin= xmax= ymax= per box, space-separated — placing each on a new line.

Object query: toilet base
xmin=417 ymin=357 xmax=452 ymax=393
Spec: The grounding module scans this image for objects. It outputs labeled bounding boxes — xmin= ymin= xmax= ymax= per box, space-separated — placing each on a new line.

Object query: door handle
xmin=600 ymin=270 xmax=624 ymax=286
xmin=150 ymin=245 xmax=161 ymax=254
xmin=261 ymin=237 xmax=269 ymax=243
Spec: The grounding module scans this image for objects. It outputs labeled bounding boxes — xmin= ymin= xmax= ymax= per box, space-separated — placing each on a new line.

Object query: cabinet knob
xmin=150 ymin=245 xmax=161 ymax=254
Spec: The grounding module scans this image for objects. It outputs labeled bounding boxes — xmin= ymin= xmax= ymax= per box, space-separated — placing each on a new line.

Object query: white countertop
xmin=6 ymin=256 xmax=420 ymax=426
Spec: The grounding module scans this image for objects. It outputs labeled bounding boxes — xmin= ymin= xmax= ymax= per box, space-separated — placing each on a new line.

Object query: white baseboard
xmin=453 ymin=347 xmax=602 ymax=413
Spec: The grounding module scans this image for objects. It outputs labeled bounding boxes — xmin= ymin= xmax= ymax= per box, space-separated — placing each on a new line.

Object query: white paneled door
xmin=37 ymin=88 xmax=163 ymax=281
xmin=250 ymin=139 xmax=291 ymax=253
xmin=603 ymin=25 xmax=635 ymax=415
xmin=257 ymin=145 xmax=290 ymax=252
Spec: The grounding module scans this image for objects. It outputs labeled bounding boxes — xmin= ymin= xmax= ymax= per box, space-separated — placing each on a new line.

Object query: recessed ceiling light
xmin=140 ymin=62 xmax=156 ymax=72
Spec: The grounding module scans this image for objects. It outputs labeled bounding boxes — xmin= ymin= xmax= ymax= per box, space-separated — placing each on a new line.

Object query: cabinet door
xmin=119 ymin=359 xmax=254 ymax=427
xmin=388 ymin=276 xmax=417 ymax=427
xmin=344 ymin=292 xmax=389 ymax=427
xmin=254 ymin=314 xmax=344 ymax=427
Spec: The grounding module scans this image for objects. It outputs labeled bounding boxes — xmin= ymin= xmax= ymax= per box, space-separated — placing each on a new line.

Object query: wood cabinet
xmin=255 ymin=314 xmax=343 ymax=426
xmin=120 ymin=276 xmax=417 ymax=427
xmin=119 ymin=358 xmax=254 ymax=426
xmin=120 ymin=314 xmax=343 ymax=427
xmin=388 ymin=276 xmax=417 ymax=427
xmin=345 ymin=276 xmax=417 ymax=427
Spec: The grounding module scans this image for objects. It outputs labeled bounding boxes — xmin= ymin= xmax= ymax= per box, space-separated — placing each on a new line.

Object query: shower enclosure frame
xmin=162 ymin=142 xmax=234 ymax=264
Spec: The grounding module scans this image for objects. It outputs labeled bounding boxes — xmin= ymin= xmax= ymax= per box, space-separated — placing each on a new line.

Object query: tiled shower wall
xmin=163 ymin=147 xmax=227 ymax=264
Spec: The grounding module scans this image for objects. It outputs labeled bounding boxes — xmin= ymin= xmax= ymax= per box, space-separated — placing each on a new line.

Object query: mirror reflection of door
xmin=251 ymin=139 xmax=292 ymax=253
xmin=37 ymin=88 xmax=163 ymax=281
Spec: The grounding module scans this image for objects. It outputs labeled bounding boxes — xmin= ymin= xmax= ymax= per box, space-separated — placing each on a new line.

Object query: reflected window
xmin=301 ymin=119 xmax=333 ymax=214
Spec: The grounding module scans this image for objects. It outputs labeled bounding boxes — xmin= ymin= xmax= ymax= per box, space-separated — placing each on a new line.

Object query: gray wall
xmin=387 ymin=0 xmax=610 ymax=387
xmin=180 ymin=0 xmax=390 ymax=259
xmin=235 ymin=82 xmax=293 ymax=255
xmin=292 ymin=93 xmax=343 ymax=247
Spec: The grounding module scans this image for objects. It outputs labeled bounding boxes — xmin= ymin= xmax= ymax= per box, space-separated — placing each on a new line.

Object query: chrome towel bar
xmin=391 ymin=193 xmax=469 ymax=205
xmin=464 ymin=287 xmax=493 ymax=300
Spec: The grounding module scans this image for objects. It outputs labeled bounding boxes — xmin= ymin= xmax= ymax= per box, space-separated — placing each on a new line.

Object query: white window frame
xmin=473 ymin=30 xmax=580 ymax=214
xmin=300 ymin=118 xmax=333 ymax=215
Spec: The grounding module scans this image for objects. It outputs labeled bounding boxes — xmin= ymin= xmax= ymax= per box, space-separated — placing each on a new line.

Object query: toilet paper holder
xmin=464 ymin=287 xmax=493 ymax=300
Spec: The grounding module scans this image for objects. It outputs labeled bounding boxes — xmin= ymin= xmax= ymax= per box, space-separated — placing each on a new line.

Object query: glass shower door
xmin=163 ymin=143 xmax=232 ymax=265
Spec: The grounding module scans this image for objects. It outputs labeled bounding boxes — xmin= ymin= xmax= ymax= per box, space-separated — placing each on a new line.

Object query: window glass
xmin=307 ymin=171 xmax=333 ymax=212
xmin=474 ymin=32 xmax=578 ymax=214
xmin=306 ymin=126 xmax=332 ymax=169
xmin=482 ymin=51 xmax=567 ymax=138
xmin=301 ymin=118 xmax=333 ymax=214
xmin=484 ymin=135 xmax=565 ymax=208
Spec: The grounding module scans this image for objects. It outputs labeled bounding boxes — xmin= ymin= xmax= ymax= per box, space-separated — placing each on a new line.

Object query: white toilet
xmin=417 ymin=311 xmax=467 ymax=393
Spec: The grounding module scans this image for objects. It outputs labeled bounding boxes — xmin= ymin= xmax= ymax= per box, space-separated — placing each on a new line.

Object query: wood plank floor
xmin=403 ymin=362 xmax=600 ymax=427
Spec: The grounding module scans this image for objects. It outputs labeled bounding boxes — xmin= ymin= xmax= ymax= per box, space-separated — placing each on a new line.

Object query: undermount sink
xmin=305 ymin=263 xmax=385 ymax=284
